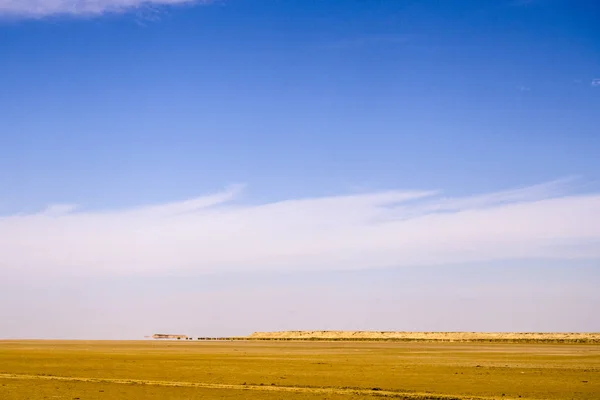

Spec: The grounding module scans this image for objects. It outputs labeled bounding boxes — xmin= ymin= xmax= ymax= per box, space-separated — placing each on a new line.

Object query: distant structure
xmin=152 ymin=333 xmax=188 ymax=340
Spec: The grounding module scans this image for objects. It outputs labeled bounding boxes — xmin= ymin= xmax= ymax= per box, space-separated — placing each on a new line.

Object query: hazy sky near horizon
xmin=1 ymin=0 xmax=599 ymax=339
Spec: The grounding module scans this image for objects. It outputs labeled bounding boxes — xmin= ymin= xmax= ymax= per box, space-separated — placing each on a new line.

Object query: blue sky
xmin=0 ymin=0 xmax=599 ymax=338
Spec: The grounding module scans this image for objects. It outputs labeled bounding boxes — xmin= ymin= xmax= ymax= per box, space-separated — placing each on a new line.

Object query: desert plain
xmin=1 ymin=332 xmax=599 ymax=399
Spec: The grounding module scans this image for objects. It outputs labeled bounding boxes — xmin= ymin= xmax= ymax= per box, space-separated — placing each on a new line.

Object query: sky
xmin=0 ymin=0 xmax=599 ymax=339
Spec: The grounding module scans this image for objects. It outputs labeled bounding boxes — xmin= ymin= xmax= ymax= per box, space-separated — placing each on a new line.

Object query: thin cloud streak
xmin=0 ymin=0 xmax=210 ymax=18
xmin=1 ymin=179 xmax=599 ymax=277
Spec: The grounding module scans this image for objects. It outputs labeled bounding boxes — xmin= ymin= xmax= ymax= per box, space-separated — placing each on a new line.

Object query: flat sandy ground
xmin=0 ymin=340 xmax=598 ymax=399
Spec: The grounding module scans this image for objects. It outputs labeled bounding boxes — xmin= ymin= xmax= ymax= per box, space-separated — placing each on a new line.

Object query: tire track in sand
xmin=0 ymin=373 xmax=519 ymax=400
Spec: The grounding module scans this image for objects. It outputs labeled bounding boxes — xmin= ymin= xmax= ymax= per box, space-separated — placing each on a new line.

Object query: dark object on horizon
xmin=152 ymin=334 xmax=188 ymax=340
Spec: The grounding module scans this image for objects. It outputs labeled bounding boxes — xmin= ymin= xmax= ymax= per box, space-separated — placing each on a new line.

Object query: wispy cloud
xmin=592 ymin=79 xmax=600 ymax=87
xmin=0 ymin=0 xmax=210 ymax=18
xmin=1 ymin=178 xmax=599 ymax=277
